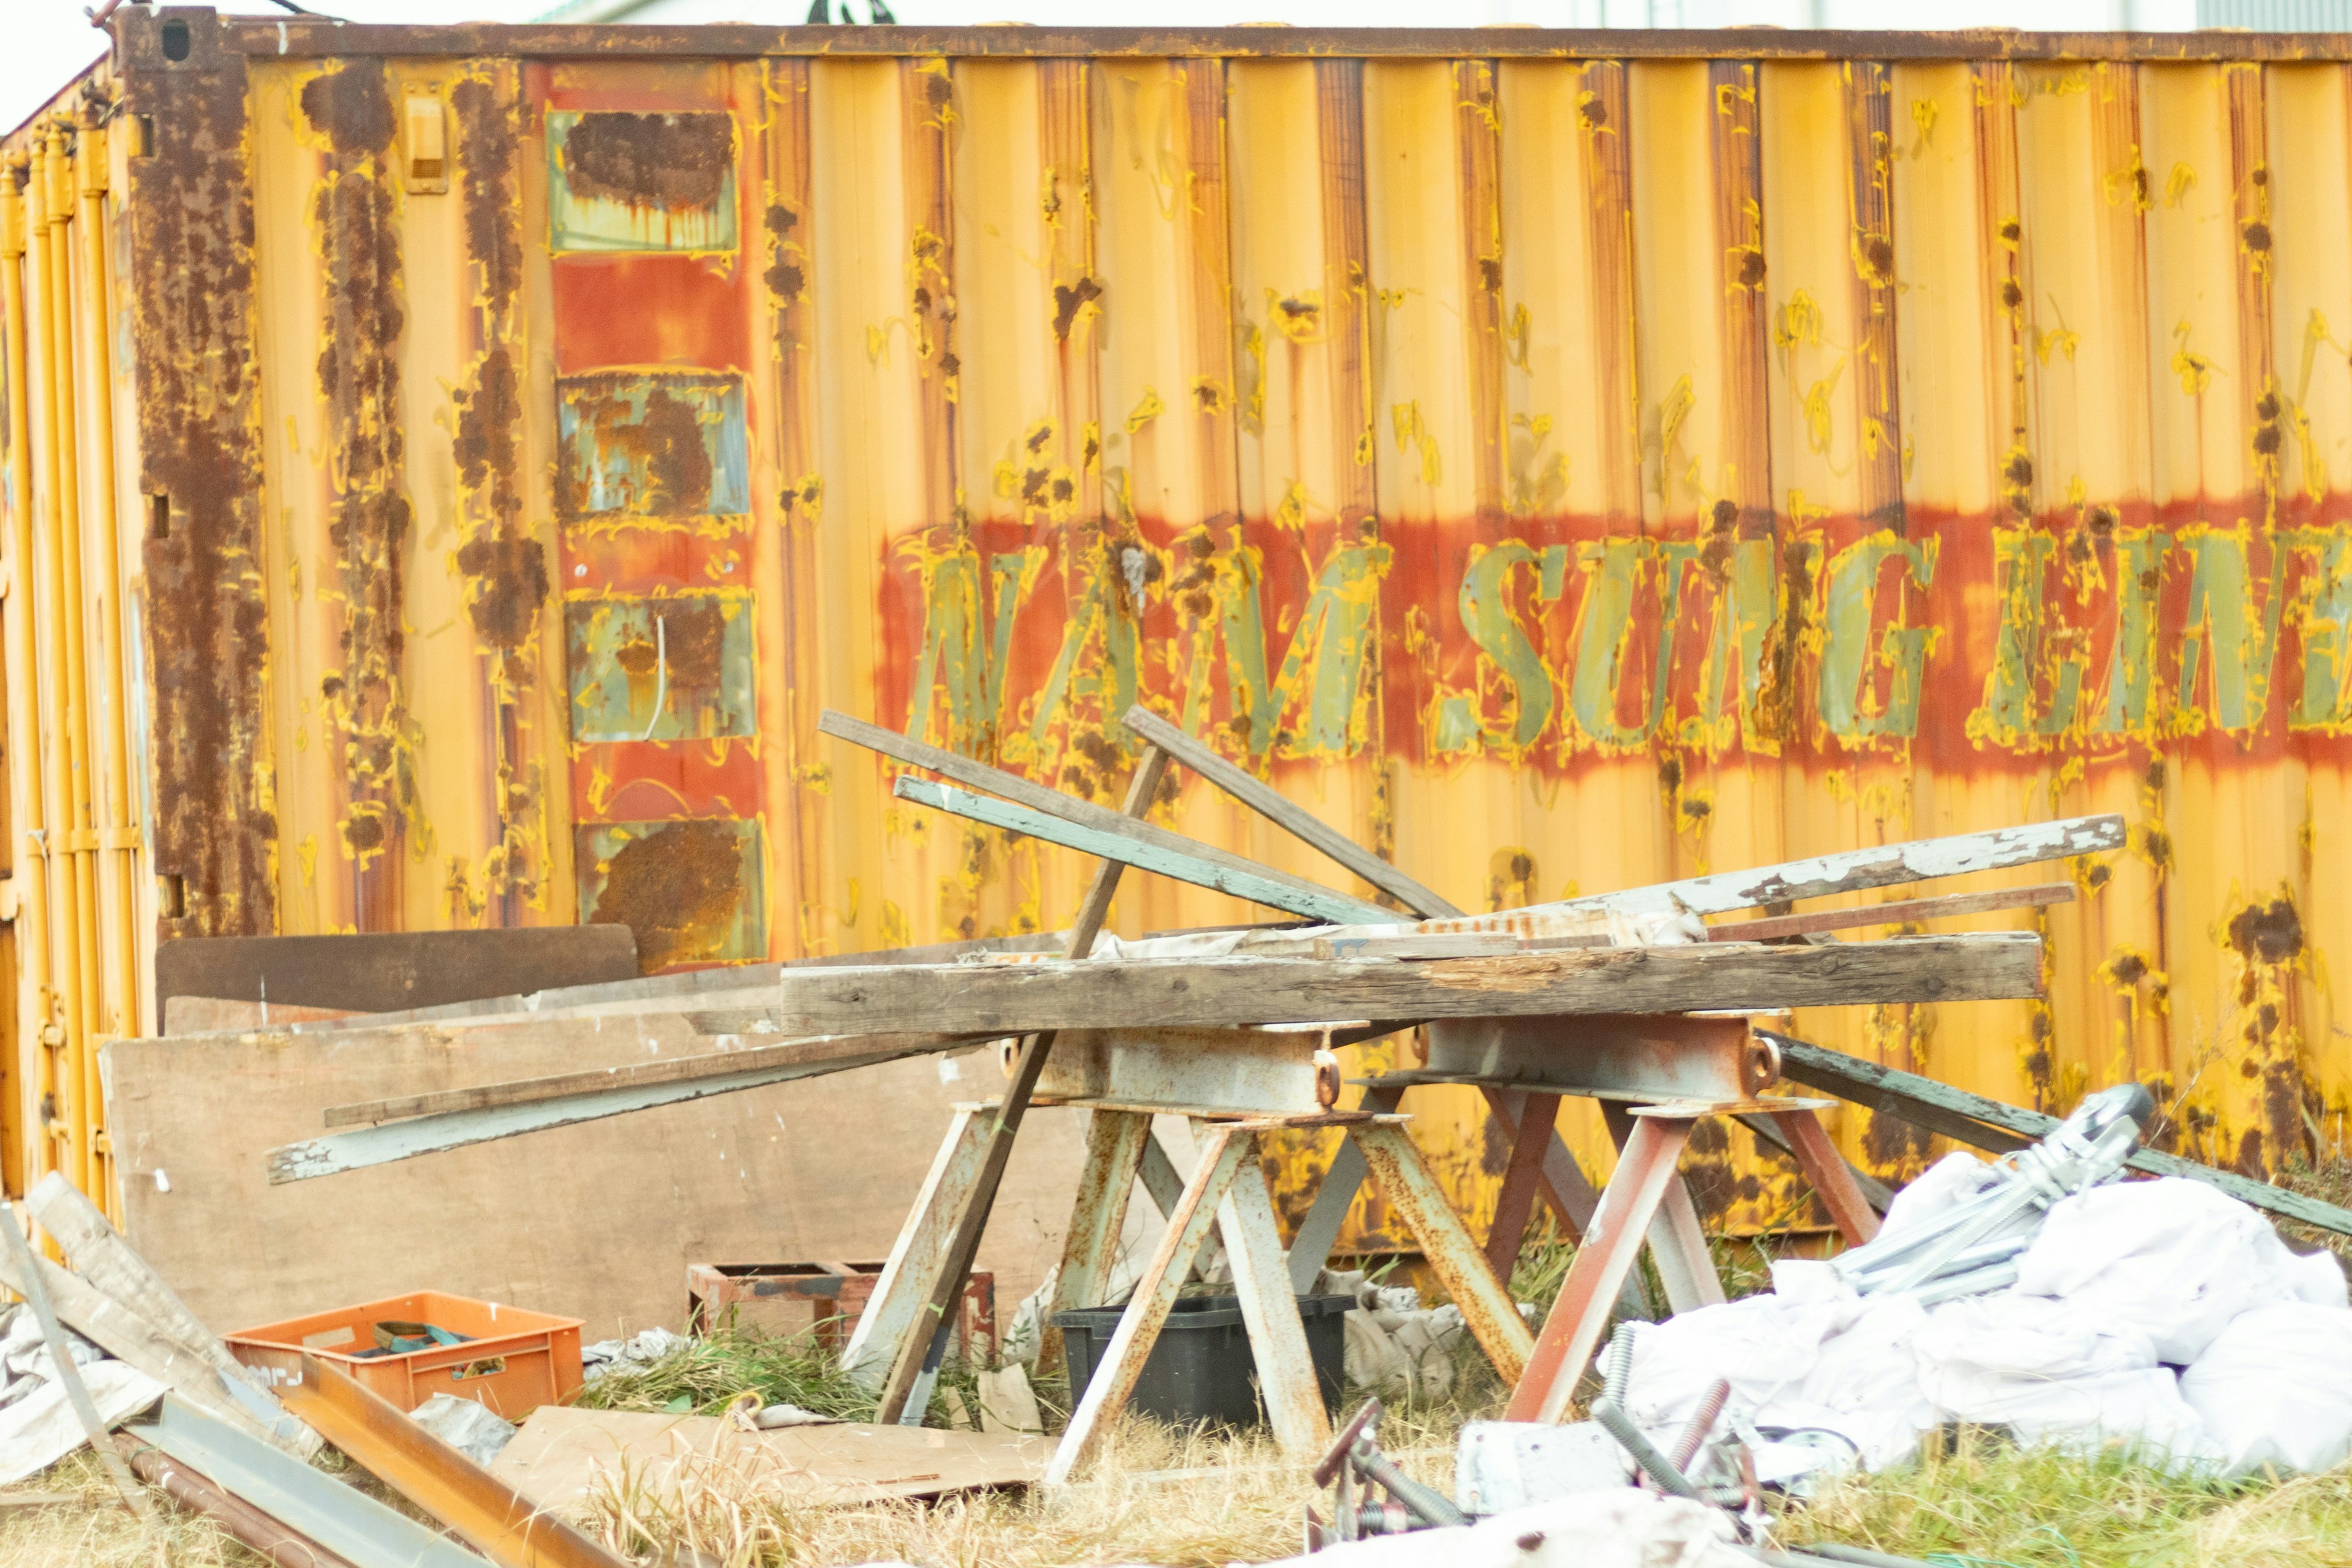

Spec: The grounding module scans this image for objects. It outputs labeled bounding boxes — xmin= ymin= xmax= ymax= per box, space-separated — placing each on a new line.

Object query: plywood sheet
xmin=102 ymin=1016 xmax=1084 ymax=1338
xmin=490 ymin=1406 xmax=1045 ymax=1517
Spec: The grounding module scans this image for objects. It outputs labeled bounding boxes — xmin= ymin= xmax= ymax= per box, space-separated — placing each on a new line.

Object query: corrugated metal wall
xmin=6 ymin=16 xmax=2351 ymax=1244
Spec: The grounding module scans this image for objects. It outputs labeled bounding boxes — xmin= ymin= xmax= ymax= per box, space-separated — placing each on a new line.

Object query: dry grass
xmin=0 ymin=1450 xmax=268 ymax=1567
xmin=577 ymin=1407 xmax=1466 ymax=1568
xmin=1789 ymin=1433 xmax=2352 ymax=1568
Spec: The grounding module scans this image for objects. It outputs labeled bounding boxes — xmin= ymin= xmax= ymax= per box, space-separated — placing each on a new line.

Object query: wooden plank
xmin=837 ymin=1109 xmax=995 ymax=1390
xmin=152 ymin=927 xmax=641 ymax=1016
xmin=102 ymin=1016 xmax=1099 ymax=1337
xmin=872 ymin=744 xmax=1175 ymax=1424
xmin=1559 ymin=814 xmax=2120 ymax=919
xmin=1766 ymin=1033 xmax=2352 ymax=1238
xmin=1043 ymin=1125 xmax=1246 ymax=1485
xmin=1705 ymin=882 xmax=2073 ymax=943
xmin=296 ymin=935 xmax=1064 ymax=1035
xmin=489 ymin=1408 xmax=1044 ymax=1517
xmin=1121 ymin=705 xmax=1461 ymax=918
xmin=895 ymin=777 xmax=1390 ymax=925
xmin=691 ymin=933 xmax=2045 ymax=1038
xmin=820 ymin=709 xmax=1382 ymax=918
xmin=1213 ymin=1145 xmax=1332 ymax=1455
xmin=269 ymin=1036 xmax=960 ymax=1184
xmin=0 ymin=1233 xmax=279 ymax=1447
xmin=320 ymin=1031 xmax=984 ymax=1128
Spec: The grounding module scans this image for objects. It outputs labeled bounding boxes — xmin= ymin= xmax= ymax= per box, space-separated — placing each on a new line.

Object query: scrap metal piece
xmin=129 ymin=1393 xmax=480 ymax=1568
xmin=1588 ymin=1395 xmax=1705 ymax=1503
xmin=272 ymin=1353 xmax=627 ymax=1568
xmin=0 ymin=1203 xmax=156 ymax=1525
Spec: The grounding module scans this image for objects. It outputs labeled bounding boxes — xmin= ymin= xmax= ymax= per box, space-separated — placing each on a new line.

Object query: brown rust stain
xmin=763 ymin=203 xmax=804 ymax=303
xmin=450 ymin=70 xmax=545 ymax=913
xmin=590 ymin=820 xmax=745 ymax=973
xmin=1051 ymin=275 xmax=1102 ymax=341
xmin=303 ymin=61 xmax=412 ymax=921
xmin=121 ymin=23 xmax=276 ymax=937
xmin=561 ymin=379 xmax=716 ymax=521
xmin=560 ymin=111 xmax=734 ymax=212
xmin=2226 ymin=897 xmax=2303 ymax=965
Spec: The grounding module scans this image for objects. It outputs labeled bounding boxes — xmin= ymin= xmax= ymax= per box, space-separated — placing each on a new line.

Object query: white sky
xmin=7 ymin=0 xmax=2197 ymax=146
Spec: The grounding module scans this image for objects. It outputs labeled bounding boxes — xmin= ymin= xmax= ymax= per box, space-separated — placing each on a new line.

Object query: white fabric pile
xmin=0 ymin=1303 xmax=165 ymax=1485
xmin=1623 ymin=1164 xmax=2352 ymax=1479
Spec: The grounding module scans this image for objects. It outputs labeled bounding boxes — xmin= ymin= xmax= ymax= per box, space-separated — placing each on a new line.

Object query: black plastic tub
xmin=1052 ymin=1294 xmax=1354 ymax=1428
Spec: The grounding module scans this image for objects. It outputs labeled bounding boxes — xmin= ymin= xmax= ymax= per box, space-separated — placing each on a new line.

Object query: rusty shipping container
xmin=1 ymin=11 xmax=2346 ymax=1248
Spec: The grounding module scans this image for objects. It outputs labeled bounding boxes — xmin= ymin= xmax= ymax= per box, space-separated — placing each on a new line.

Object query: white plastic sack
xmin=1623 ymin=1295 xmax=1941 ymax=1471
xmin=1914 ymin=1294 xmax=2211 ymax=1464
xmin=2015 ymin=1178 xmax=2348 ymax=1363
xmin=2181 ymin=1303 xmax=2352 ymax=1477
xmin=1266 ymin=1490 xmax=1750 ymax=1567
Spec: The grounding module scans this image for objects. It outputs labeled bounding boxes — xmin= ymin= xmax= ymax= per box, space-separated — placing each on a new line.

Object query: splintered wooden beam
xmin=688 ymin=933 xmax=2045 ymax=1038
xmin=821 ymin=709 xmax=1384 ymax=921
xmin=894 ymin=777 xmax=1391 ymax=926
xmin=1705 ymin=881 xmax=2074 ymax=943
xmin=1767 ymin=1033 xmax=2352 ymax=1239
xmin=1120 ymin=705 xmax=1462 ymax=918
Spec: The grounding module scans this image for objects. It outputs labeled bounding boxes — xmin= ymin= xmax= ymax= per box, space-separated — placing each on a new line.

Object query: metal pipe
xmin=21 ymin=137 xmax=86 ymax=1207
xmin=41 ymin=122 xmax=100 ymax=1205
xmin=72 ymin=111 xmax=135 ymax=1215
xmin=0 ymin=159 xmax=56 ymax=1207
xmin=1668 ymin=1376 xmax=1731 ymax=1474
xmin=1589 ymin=1395 xmax=1706 ymax=1503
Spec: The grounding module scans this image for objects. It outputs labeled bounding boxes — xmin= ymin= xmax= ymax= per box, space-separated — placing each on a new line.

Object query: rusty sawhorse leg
xmin=1503 ymin=1095 xmax=1845 ymax=1423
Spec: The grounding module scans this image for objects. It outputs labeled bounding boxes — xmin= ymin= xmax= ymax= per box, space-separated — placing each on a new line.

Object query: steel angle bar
xmin=273 ymin=1354 xmax=628 ymax=1568
xmin=1120 ymin=704 xmax=1461 ymax=918
xmin=266 ymin=1041 xmax=941 ymax=1183
xmin=1767 ymin=1033 xmax=2352 ymax=1238
xmin=894 ymin=776 xmax=1389 ymax=925
xmin=132 ymin=1394 xmax=480 ymax=1568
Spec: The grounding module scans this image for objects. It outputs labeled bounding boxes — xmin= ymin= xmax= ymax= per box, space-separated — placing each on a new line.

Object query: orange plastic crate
xmin=225 ymin=1291 xmax=584 ymax=1419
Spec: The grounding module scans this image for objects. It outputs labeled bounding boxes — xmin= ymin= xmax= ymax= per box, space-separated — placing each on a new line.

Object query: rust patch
xmin=298 ymin=62 xmax=394 ymax=159
xmin=123 ymin=29 xmax=276 ymax=937
xmin=450 ymin=70 xmax=543 ymax=912
xmin=763 ymin=203 xmax=804 ymax=303
xmin=1051 ymin=275 xmax=1101 ymax=341
xmin=561 ymin=111 xmax=733 ymax=212
xmin=590 ymin=820 xmax=745 ymax=972
xmin=2226 ymin=897 xmax=2303 ymax=965
xmin=1861 ymin=1105 xmax=1931 ymax=1167
xmin=453 ymin=536 xmax=548 ymax=652
xmin=662 ymin=598 xmax=728 ymax=690
xmin=308 ymin=60 xmax=412 ymax=924
xmin=561 ymin=382 xmax=717 ymax=521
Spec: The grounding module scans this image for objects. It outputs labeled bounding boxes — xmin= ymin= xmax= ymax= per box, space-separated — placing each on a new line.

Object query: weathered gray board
xmin=153 ymin=927 xmax=642 ymax=1016
xmin=100 ymin=1017 xmax=1084 ymax=1337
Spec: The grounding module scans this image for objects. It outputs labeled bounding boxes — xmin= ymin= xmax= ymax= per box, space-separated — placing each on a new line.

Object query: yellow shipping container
xmin=1 ymin=13 xmax=2345 ymax=1250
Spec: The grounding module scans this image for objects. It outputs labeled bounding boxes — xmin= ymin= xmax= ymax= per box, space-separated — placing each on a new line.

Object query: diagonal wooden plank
xmin=1766 ymin=1032 xmax=2352 ymax=1238
xmin=821 ymin=709 xmax=1382 ymax=919
xmin=1121 ymin=705 xmax=1460 ymax=918
xmin=894 ymin=777 xmax=1390 ymax=925
xmin=1705 ymin=881 xmax=2073 ymax=942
